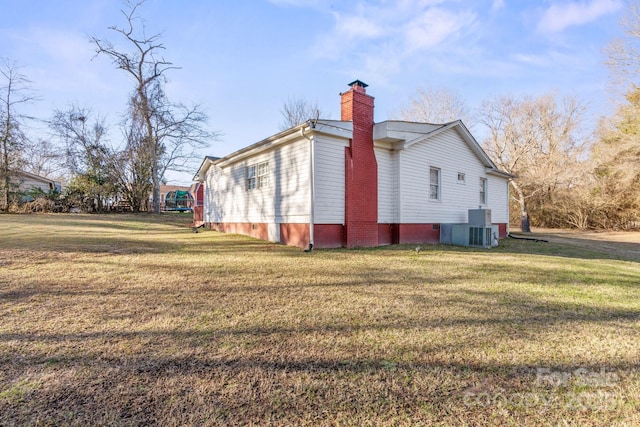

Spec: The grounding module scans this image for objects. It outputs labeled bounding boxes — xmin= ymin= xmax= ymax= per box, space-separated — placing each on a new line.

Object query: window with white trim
xmin=246 ymin=165 xmax=256 ymax=190
xmin=246 ymin=161 xmax=269 ymax=190
xmin=457 ymin=172 xmax=466 ymax=184
xmin=430 ymin=167 xmax=441 ymax=201
xmin=257 ymin=161 xmax=269 ymax=189
xmin=480 ymin=177 xmax=488 ymax=205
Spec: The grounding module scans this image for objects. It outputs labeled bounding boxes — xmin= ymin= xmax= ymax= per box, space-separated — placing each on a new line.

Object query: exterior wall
xmin=313 ymin=224 xmax=344 ymax=249
xmin=378 ymin=223 xmax=398 ymax=245
xmin=376 ymin=147 xmax=398 ymax=224
xmin=203 ymin=137 xmax=311 ymax=246
xmin=192 ymin=183 xmax=204 ymax=225
xmin=207 ymin=222 xmax=269 ymax=241
xmin=313 ymin=134 xmax=349 ymax=224
xmin=280 ymin=223 xmax=310 ymax=248
xmin=398 ymin=224 xmax=441 ymax=244
xmin=204 ymin=138 xmax=311 ymax=226
xmin=497 ymin=223 xmax=508 ymax=238
xmin=398 ymin=127 xmax=509 ymax=226
xmin=16 ymin=176 xmax=54 ymax=193
xmin=486 ymin=174 xmax=509 ymax=225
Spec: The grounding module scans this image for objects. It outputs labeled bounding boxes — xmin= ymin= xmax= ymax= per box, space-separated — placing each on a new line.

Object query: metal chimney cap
xmin=348 ymin=79 xmax=368 ymax=88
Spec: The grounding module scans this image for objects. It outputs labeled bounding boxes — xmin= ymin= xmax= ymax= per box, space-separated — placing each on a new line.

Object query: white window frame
xmin=480 ymin=177 xmax=488 ymax=205
xmin=257 ymin=161 xmax=269 ymax=189
xmin=457 ymin=172 xmax=466 ymax=184
xmin=246 ymin=165 xmax=256 ymax=190
xmin=247 ymin=161 xmax=269 ymax=191
xmin=430 ymin=167 xmax=441 ymax=201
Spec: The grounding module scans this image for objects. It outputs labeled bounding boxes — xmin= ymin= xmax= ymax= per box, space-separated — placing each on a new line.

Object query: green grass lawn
xmin=1 ymin=214 xmax=638 ymax=426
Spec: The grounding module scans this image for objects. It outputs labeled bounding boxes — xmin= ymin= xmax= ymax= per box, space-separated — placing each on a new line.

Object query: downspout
xmin=301 ymin=125 xmax=315 ymax=250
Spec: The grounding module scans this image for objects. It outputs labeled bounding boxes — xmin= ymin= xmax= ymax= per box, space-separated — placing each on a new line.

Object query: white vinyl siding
xmin=14 ymin=175 xmax=55 ymax=193
xmin=313 ymin=134 xmax=349 ymax=224
xmin=376 ymin=147 xmax=398 ymax=223
xmin=487 ymin=174 xmax=509 ymax=223
xmin=205 ymin=138 xmax=310 ymax=224
xmin=398 ymin=128 xmax=505 ymax=224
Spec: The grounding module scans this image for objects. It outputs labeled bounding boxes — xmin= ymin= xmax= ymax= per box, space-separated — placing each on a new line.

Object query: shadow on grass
xmin=2 ymin=282 xmax=638 ymax=342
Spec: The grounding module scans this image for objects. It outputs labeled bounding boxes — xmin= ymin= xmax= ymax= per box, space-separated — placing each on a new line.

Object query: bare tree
xmin=92 ymin=0 xmax=213 ymax=213
xmin=109 ymin=112 xmax=154 ymax=212
xmin=279 ymin=97 xmax=321 ymax=131
xmin=50 ymin=105 xmax=115 ymax=211
xmin=596 ymin=1 xmax=640 ymax=228
xmin=478 ymin=93 xmax=586 ymax=232
xmin=0 ymin=59 xmax=35 ymax=211
xmin=590 ymin=98 xmax=640 ymax=229
xmin=391 ymin=86 xmax=472 ymax=126
xmin=606 ymin=2 xmax=640 ymax=96
xmin=20 ymin=138 xmax=66 ymax=181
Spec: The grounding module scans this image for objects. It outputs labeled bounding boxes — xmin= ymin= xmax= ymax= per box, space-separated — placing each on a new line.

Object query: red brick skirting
xmin=205 ymin=222 xmax=508 ymax=248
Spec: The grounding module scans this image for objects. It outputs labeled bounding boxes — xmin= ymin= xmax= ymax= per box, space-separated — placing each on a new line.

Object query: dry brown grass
xmin=1 ymin=214 xmax=639 ymax=426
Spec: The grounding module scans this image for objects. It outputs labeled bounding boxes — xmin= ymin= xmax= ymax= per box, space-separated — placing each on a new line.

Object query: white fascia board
xmin=192 ymin=157 xmax=218 ymax=182
xmin=309 ymin=120 xmax=353 ymax=139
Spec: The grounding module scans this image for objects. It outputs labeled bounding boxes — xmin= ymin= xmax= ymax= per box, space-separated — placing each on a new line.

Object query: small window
xmin=246 ymin=162 xmax=269 ymax=190
xmin=257 ymin=161 xmax=269 ymax=189
xmin=457 ymin=173 xmax=466 ymax=184
xmin=430 ymin=167 xmax=441 ymax=201
xmin=246 ymin=165 xmax=256 ymax=190
xmin=480 ymin=177 xmax=488 ymax=205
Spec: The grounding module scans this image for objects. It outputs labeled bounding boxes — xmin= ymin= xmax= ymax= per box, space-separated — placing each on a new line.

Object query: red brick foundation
xmin=206 ymin=222 xmax=268 ymax=241
xmin=314 ymin=224 xmax=344 ymax=249
xmin=280 ymin=223 xmax=310 ymax=249
xmin=398 ymin=224 xmax=441 ymax=244
xmin=497 ymin=223 xmax=508 ymax=238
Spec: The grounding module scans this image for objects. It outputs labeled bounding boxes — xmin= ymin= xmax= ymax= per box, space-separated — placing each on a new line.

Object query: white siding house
xmin=194 ymin=81 xmax=512 ymax=249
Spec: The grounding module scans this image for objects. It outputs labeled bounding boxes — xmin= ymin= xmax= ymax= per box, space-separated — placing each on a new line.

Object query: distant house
xmin=11 ymin=170 xmax=61 ymax=197
xmin=194 ymin=80 xmax=512 ymax=249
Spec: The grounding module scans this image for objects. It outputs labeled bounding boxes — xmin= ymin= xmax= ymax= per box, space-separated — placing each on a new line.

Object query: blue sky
xmin=0 ymin=0 xmax=627 ymax=184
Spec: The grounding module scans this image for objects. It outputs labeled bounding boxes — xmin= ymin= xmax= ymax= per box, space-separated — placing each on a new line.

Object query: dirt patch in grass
xmin=512 ymin=229 xmax=640 ymax=262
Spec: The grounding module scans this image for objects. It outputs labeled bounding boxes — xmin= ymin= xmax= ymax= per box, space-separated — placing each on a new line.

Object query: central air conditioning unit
xmin=439 ymin=209 xmax=498 ymax=248
xmin=468 ymin=209 xmax=491 ymax=226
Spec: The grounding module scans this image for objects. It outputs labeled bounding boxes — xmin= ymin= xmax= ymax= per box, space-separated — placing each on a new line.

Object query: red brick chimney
xmin=342 ymin=80 xmax=378 ymax=248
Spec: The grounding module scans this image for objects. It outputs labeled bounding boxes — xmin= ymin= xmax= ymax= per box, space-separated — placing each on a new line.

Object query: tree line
xmin=0 ymin=1 xmax=213 ymax=214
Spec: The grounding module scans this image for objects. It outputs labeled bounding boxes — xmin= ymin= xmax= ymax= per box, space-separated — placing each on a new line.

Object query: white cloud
xmin=287 ymin=1 xmax=482 ymax=86
xmin=512 ymin=52 xmax=551 ymax=67
xmin=33 ymin=29 xmax=93 ymax=64
xmin=313 ymin=2 xmax=478 ymax=58
xmin=334 ymin=13 xmax=383 ymax=39
xmin=492 ymin=0 xmax=505 ymax=12
xmin=537 ymin=0 xmax=623 ymax=34
xmin=404 ymin=8 xmax=477 ymax=51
